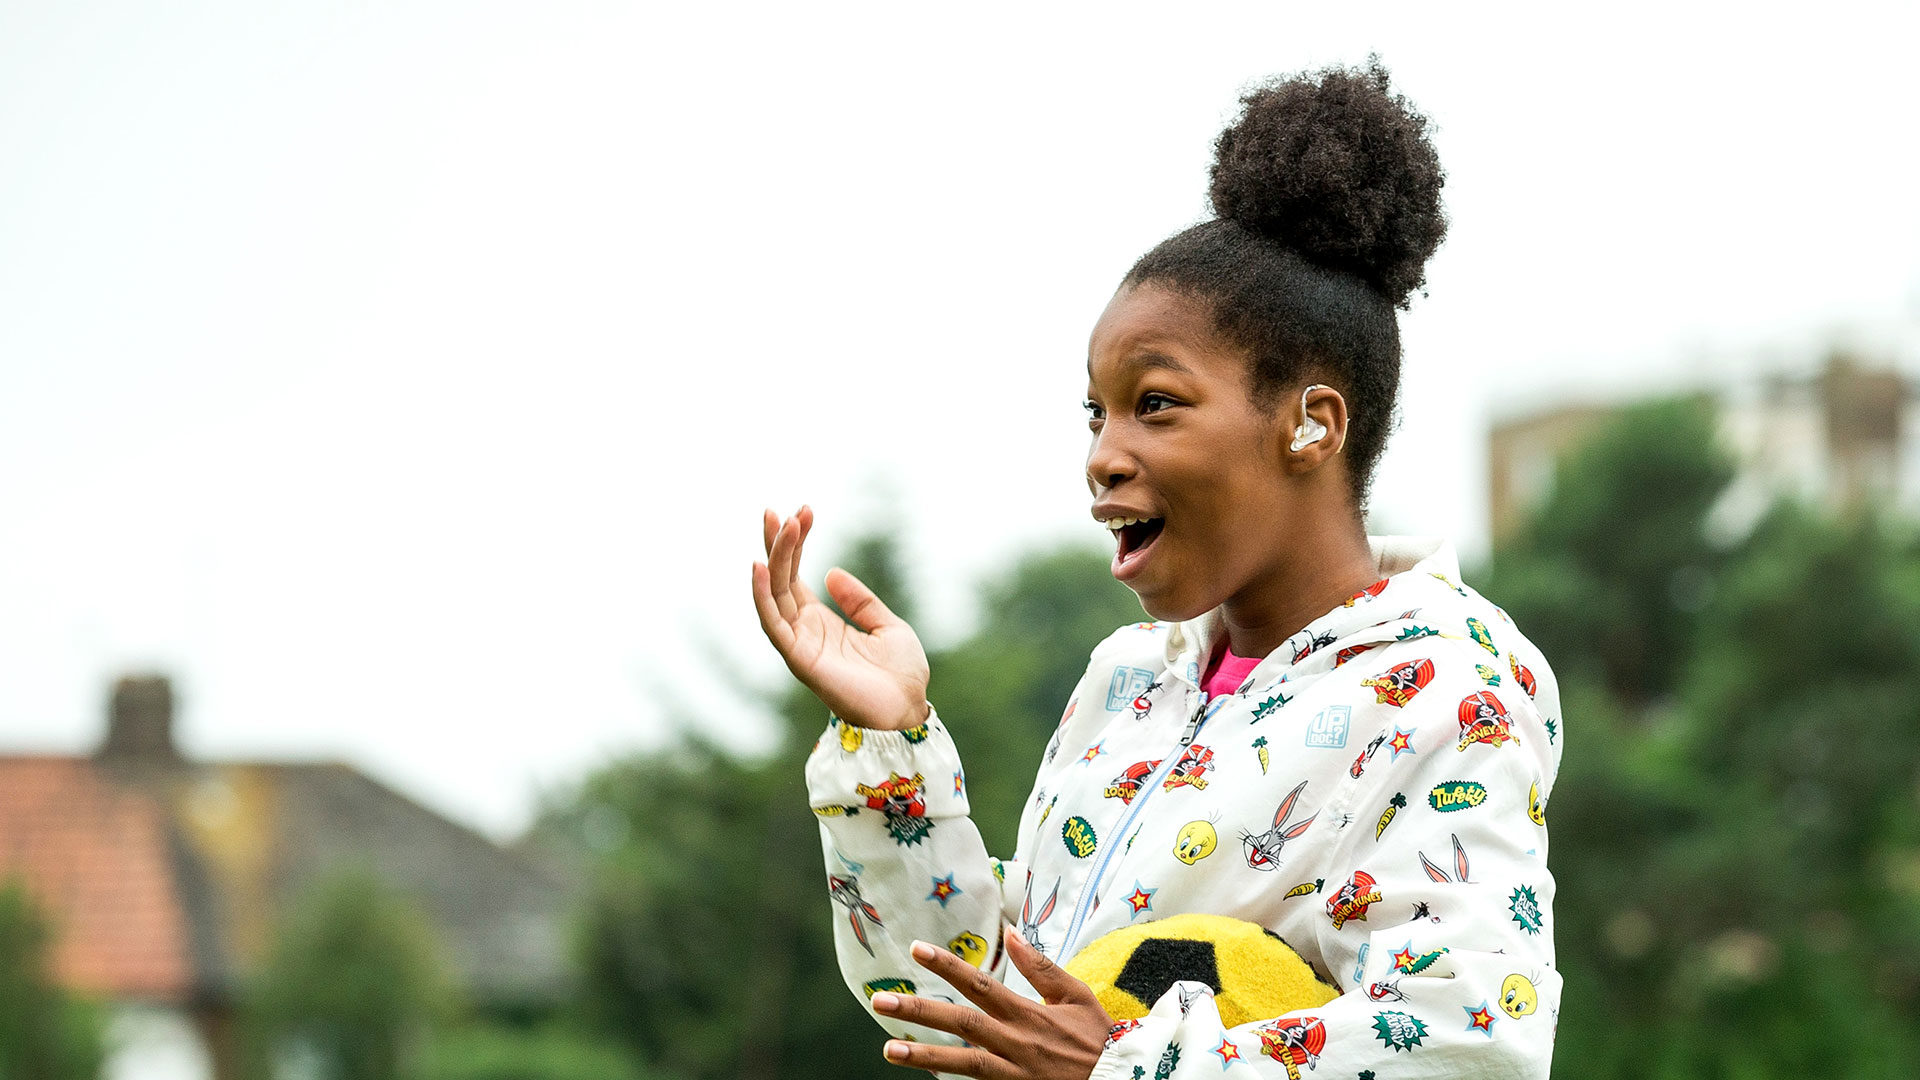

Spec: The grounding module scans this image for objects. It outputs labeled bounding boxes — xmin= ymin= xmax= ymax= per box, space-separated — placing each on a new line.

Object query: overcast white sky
xmin=3 ymin=1 xmax=1917 ymax=838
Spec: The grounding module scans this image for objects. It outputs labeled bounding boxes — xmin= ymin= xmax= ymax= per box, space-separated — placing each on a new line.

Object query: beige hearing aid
xmin=1291 ymin=384 xmax=1330 ymax=452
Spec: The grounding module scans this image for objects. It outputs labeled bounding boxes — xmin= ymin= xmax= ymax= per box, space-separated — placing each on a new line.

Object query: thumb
xmin=1004 ymin=925 xmax=1096 ymax=1007
xmin=824 ymin=567 xmax=903 ymax=634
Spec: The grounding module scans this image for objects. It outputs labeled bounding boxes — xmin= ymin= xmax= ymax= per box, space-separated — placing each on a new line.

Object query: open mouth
xmin=1112 ymin=517 xmax=1166 ymax=572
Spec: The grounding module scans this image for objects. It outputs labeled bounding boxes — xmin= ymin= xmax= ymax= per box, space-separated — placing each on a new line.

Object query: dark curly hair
xmin=1123 ymin=56 xmax=1447 ymax=518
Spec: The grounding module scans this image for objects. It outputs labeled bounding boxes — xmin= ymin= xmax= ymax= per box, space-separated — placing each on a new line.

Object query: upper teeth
xmin=1103 ymin=517 xmax=1149 ymax=530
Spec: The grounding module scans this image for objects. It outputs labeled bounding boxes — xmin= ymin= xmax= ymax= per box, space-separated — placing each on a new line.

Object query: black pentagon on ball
xmin=1113 ymin=937 xmax=1222 ymax=1006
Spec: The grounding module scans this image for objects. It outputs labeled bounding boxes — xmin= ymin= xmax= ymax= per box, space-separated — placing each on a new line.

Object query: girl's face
xmin=1084 ymin=282 xmax=1313 ymax=622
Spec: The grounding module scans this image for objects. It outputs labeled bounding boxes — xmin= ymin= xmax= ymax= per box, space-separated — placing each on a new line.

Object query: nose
xmin=1085 ymin=422 xmax=1136 ymax=494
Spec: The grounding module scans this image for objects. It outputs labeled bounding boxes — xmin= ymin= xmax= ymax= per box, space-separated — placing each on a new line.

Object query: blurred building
xmin=0 ymin=675 xmax=573 ymax=1080
xmin=1488 ymin=350 xmax=1920 ymax=547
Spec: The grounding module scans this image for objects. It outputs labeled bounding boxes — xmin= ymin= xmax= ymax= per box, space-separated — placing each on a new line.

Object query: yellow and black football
xmin=1063 ymin=912 xmax=1338 ymax=1027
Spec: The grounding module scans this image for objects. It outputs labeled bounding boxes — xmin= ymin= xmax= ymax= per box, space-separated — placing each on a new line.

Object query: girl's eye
xmin=1140 ymin=392 xmax=1177 ymax=414
xmin=1082 ymin=399 xmax=1105 ymax=421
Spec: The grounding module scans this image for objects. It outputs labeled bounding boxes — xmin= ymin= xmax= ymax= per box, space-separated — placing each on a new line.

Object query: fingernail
xmin=871 ymin=992 xmax=898 ymax=1011
xmin=910 ymin=939 xmax=936 ymax=962
xmin=884 ymin=1041 xmax=909 ymax=1062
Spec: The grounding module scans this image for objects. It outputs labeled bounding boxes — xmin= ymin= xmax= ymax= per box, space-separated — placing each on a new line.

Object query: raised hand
xmin=751 ymin=506 xmax=931 ymax=731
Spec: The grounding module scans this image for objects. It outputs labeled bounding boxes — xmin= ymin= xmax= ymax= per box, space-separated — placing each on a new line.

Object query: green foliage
xmin=242 ymin=870 xmax=454 ymax=1080
xmin=1485 ymin=394 xmax=1737 ymax=704
xmin=0 ymin=881 xmax=104 ymax=1080
xmin=418 ymin=1024 xmax=652 ymax=1080
xmin=1477 ymin=393 xmax=1920 ymax=1078
xmin=551 ymin=735 xmax=833 ymax=1080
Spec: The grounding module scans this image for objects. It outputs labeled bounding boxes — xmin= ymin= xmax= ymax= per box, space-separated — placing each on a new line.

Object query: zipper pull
xmin=1179 ymin=697 xmax=1206 ymax=746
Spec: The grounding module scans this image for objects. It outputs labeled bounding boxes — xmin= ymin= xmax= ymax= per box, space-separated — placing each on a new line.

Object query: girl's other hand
xmin=871 ymin=928 xmax=1110 ymax=1079
xmin=751 ymin=506 xmax=931 ymax=731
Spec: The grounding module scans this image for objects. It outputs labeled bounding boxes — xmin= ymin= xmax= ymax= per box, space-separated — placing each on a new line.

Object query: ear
xmin=1273 ymin=780 xmax=1308 ymax=826
xmin=1037 ymin=882 xmax=1059 ymax=923
xmin=1280 ymin=383 xmax=1351 ymax=475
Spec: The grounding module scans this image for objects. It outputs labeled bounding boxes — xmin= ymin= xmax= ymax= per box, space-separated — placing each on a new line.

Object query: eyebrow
xmin=1087 ymin=351 xmax=1195 ymax=378
xmin=1136 ymin=352 xmax=1194 ymax=375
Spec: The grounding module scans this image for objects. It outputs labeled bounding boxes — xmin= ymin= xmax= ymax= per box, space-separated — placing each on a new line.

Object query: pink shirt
xmin=1201 ymin=643 xmax=1260 ymax=700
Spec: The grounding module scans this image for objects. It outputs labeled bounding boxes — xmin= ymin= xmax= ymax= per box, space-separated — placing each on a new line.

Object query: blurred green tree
xmin=241 ymin=870 xmax=453 ymax=1080
xmin=1477 ymin=394 xmax=1920 ymax=1079
xmin=418 ymin=1023 xmax=652 ymax=1080
xmin=0 ymin=881 xmax=104 ymax=1080
xmin=1484 ymin=394 xmax=1738 ymax=707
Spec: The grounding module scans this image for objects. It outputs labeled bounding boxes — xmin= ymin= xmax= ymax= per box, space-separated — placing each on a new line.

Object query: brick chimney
xmin=97 ymin=674 xmax=182 ymax=762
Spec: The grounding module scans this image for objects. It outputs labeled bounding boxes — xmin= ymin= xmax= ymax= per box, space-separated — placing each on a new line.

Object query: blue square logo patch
xmin=1105 ymin=667 xmax=1156 ymax=712
xmin=1304 ymin=704 xmax=1351 ymax=749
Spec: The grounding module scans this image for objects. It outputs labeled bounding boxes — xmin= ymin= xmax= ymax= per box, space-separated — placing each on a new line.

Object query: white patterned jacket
xmin=806 ymin=535 xmax=1563 ymax=1079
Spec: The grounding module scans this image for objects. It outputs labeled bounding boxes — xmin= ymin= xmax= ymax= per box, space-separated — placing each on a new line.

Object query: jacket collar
xmin=1160 ymin=535 xmax=1466 ymax=692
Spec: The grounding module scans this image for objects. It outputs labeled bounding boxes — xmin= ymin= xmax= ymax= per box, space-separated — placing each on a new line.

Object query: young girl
xmin=752 ymin=59 xmax=1560 ymax=1079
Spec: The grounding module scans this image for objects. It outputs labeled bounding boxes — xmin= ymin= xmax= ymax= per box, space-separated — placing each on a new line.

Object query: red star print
xmin=1388 ymin=728 xmax=1415 ymax=755
xmin=1466 ymin=1004 xmax=1497 ymax=1033
xmin=1391 ymin=945 xmax=1418 ymax=971
xmin=1126 ymin=886 xmax=1154 ymax=915
xmin=1213 ymin=1037 xmax=1241 ymax=1065
xmin=1081 ymin=741 xmax=1106 ymax=763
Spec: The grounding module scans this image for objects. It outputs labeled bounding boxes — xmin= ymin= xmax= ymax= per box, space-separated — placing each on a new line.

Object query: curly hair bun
xmin=1208 ymin=56 xmax=1447 ymax=309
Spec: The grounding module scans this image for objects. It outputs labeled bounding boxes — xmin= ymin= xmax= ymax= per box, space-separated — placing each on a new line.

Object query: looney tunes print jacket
xmin=806 ymin=535 xmax=1563 ymax=1079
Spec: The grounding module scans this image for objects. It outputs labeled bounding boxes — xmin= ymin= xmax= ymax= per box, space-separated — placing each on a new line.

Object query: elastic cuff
xmin=804 ymin=707 xmax=970 ymax=818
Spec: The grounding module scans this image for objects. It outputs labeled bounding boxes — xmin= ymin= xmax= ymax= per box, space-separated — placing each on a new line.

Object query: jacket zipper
xmin=1056 ymin=692 xmax=1211 ymax=960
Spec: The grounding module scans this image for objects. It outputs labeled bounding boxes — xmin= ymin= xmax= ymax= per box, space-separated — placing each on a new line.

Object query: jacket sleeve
xmin=805 ymin=625 xmax=1152 ymax=1050
xmin=1087 ymin=650 xmax=1562 ymax=1080
xmin=806 ymin=709 xmax=1019 ymax=1046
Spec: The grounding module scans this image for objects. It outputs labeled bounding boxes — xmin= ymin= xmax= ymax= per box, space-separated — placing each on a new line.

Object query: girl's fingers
xmin=763 ymin=509 xmax=822 ymax=619
xmin=786 ymin=505 xmax=813 ymax=596
xmin=1003 ymin=928 xmax=1096 ymax=1007
xmin=871 ymin=992 xmax=1006 ymax=1055
xmin=909 ymin=940 xmax=1032 ymax=1025
xmin=825 ymin=567 xmax=900 ymax=634
xmin=774 ymin=509 xmax=809 ymax=613
xmin=761 ymin=506 xmax=831 ymax=627
xmin=750 ymin=563 xmax=796 ymax=652
xmin=791 ymin=574 xmax=823 ymax=612
xmin=884 ymin=938 xmax=1105 ymax=1080
xmin=880 ymin=1038 xmax=1015 ymax=1080
xmin=766 ymin=514 xmax=802 ymax=623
